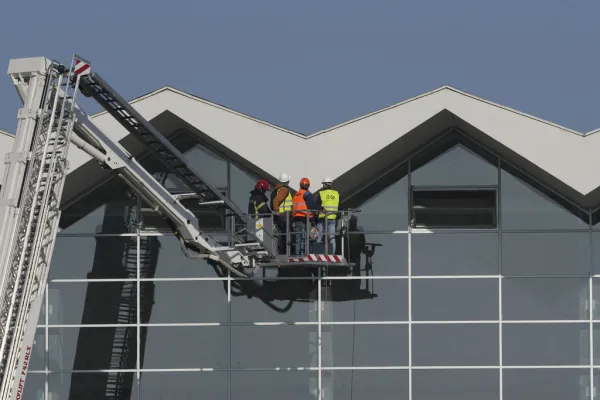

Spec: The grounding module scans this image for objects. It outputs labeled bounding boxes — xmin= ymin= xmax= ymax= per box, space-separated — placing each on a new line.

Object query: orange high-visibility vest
xmin=292 ymin=189 xmax=313 ymax=218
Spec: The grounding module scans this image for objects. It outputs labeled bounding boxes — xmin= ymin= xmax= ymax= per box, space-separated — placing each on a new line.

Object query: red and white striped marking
xmin=287 ymin=254 xmax=346 ymax=263
xmin=74 ymin=58 xmax=91 ymax=76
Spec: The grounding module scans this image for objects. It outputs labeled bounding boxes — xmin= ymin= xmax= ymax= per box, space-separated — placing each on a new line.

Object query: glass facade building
xmin=18 ymin=127 xmax=600 ymax=399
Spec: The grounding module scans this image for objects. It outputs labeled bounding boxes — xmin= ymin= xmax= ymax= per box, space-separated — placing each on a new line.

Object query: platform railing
xmin=241 ymin=209 xmax=361 ymax=259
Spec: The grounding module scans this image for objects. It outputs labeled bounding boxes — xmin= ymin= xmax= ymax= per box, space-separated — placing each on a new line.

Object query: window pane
xmin=353 ymin=177 xmax=408 ymax=232
xmin=182 ymin=143 xmax=228 ymax=188
xmin=150 ymin=235 xmax=223 ymax=278
xmin=412 ymin=324 xmax=498 ymax=366
xmin=412 ymin=370 xmax=499 ymax=400
xmin=59 ymin=180 xmax=138 ymax=234
xmin=30 ymin=329 xmax=45 ymax=371
xmin=503 ymin=369 xmax=590 ymax=400
xmin=412 ymin=233 xmax=498 ymax=276
xmin=594 ymin=324 xmax=600 ymax=364
xmin=503 ymin=323 xmax=589 ymax=366
xmin=412 ymin=279 xmax=498 ymax=321
xmin=49 ymin=372 xmax=136 ymax=399
xmin=501 ymin=233 xmax=590 ymax=276
xmin=231 ymin=325 xmax=317 ymax=368
xmin=144 ymin=280 xmax=228 ymax=324
xmin=231 ymin=371 xmax=318 ymax=400
xmin=328 ymin=370 xmax=409 ymax=400
xmin=137 ymin=371 xmax=227 ymax=400
xmin=47 ymin=327 xmax=137 ymax=371
xmin=48 ymin=282 xmax=137 ymax=325
xmin=411 ymin=144 xmax=498 ymax=186
xmin=22 ymin=373 xmax=45 ymax=400
xmin=142 ymin=326 xmax=228 ymax=369
xmin=503 ymin=278 xmax=589 ymax=321
xmin=323 ymin=279 xmax=407 ymax=322
xmin=500 ymin=169 xmax=588 ymax=230
xmin=328 ymin=325 xmax=408 ymax=367
xmin=230 ymin=163 xmax=258 ymax=213
xmin=343 ymin=234 xmax=407 ymax=276
xmin=411 ymin=189 xmax=497 ymax=229
xmin=50 ymin=236 xmax=137 ymax=280
xmin=592 ymin=232 xmax=600 ymax=275
xmin=231 ymin=279 xmax=316 ymax=323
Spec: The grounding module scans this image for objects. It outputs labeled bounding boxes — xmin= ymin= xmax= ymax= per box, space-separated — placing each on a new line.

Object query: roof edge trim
xmin=445 ymin=86 xmax=585 ymax=137
xmin=90 ymin=85 xmax=307 ymax=139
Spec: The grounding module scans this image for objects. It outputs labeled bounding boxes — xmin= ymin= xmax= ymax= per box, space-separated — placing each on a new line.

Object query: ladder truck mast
xmin=0 ymin=55 xmax=350 ymax=399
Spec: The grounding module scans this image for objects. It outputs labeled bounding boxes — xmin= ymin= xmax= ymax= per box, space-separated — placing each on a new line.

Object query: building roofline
xmin=90 ymin=86 xmax=307 ymax=139
xmin=0 ymin=129 xmax=13 ymax=138
xmin=90 ymin=83 xmax=593 ymax=140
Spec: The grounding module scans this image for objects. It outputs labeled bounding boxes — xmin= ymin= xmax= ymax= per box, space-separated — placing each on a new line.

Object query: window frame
xmin=410 ymin=185 xmax=499 ymax=231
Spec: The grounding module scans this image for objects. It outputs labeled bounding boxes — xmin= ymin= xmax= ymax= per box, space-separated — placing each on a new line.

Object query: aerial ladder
xmin=0 ymin=55 xmax=351 ymax=399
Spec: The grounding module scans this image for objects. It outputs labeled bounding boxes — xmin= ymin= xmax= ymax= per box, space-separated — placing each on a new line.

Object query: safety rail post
xmin=324 ymin=210 xmax=329 ymax=256
xmin=339 ymin=213 xmax=345 ymax=260
xmin=283 ymin=211 xmax=291 ymax=257
xmin=305 ymin=212 xmax=309 ymax=256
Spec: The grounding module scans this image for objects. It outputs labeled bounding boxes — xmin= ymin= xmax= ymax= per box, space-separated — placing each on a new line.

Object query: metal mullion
xmin=45 ymin=282 xmax=49 ymax=400
xmin=590 ymin=211 xmax=595 ymax=398
xmin=407 ymin=157 xmax=413 ymax=400
xmin=228 ymin=268 xmax=231 ymax=400
xmin=136 ymin=234 xmax=141 ymax=389
xmin=497 ymin=158 xmax=503 ymax=400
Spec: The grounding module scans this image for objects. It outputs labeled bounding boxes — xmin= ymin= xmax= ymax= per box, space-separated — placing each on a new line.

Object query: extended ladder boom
xmin=74 ymin=67 xmax=271 ymax=258
xmin=0 ymin=57 xmax=81 ymax=400
xmin=0 ymin=54 xmax=351 ymax=399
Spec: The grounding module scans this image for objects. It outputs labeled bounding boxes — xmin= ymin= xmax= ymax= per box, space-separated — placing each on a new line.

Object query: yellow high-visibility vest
xmin=277 ymin=187 xmax=292 ymax=213
xmin=319 ymin=189 xmax=339 ymax=220
xmin=252 ymin=200 xmax=266 ymax=219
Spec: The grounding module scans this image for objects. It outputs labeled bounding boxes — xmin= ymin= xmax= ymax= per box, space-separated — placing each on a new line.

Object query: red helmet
xmin=300 ymin=177 xmax=310 ymax=187
xmin=255 ymin=179 xmax=270 ymax=191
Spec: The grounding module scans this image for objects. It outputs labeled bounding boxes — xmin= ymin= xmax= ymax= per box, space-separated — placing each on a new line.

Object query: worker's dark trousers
xmin=292 ymin=218 xmax=307 ymax=256
xmin=274 ymin=214 xmax=288 ymax=255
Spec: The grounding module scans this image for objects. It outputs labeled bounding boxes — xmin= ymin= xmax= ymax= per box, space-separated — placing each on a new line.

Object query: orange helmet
xmin=300 ymin=177 xmax=310 ymax=187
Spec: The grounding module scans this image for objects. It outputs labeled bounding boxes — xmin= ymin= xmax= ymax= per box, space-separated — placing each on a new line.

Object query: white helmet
xmin=278 ymin=172 xmax=290 ymax=183
xmin=322 ymin=176 xmax=333 ymax=184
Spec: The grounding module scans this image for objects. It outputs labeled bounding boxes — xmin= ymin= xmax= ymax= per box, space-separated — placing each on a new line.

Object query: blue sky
xmin=0 ymin=0 xmax=598 ymax=135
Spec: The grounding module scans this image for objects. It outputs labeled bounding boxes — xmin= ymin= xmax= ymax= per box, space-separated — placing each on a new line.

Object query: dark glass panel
xmin=231 ymin=325 xmax=317 ymax=369
xmin=412 ymin=232 xmax=499 ymax=276
xmin=49 ymin=372 xmax=136 ymax=399
xmin=142 ymin=326 xmax=228 ymax=369
xmin=327 ymin=370 xmax=409 ymax=400
xmin=323 ymin=279 xmax=408 ymax=322
xmin=50 ymin=236 xmax=137 ymax=280
xmin=144 ymin=280 xmax=228 ymax=324
xmin=412 ymin=324 xmax=498 ymax=366
xmin=412 ymin=278 xmax=498 ymax=321
xmin=48 ymin=282 xmax=137 ymax=325
xmin=503 ymin=278 xmax=589 ymax=320
xmin=328 ymin=325 xmax=409 ymax=367
xmin=503 ymin=323 xmax=589 ymax=366
xmin=503 ymin=369 xmax=590 ymax=400
xmin=137 ymin=371 xmax=227 ymax=400
xmin=501 ymin=168 xmax=588 ymax=230
xmin=501 ymin=232 xmax=590 ymax=276
xmin=231 ymin=371 xmax=318 ymax=400
xmin=412 ymin=370 xmax=500 ymax=400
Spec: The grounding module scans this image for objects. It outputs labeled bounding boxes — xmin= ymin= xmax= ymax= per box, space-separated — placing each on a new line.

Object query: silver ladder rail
xmin=0 ymin=58 xmax=81 ymax=400
xmin=74 ymin=66 xmax=276 ymax=260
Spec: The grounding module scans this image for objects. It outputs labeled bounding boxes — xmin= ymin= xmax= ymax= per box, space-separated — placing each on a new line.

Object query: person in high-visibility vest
xmin=248 ymin=179 xmax=271 ymax=219
xmin=315 ymin=176 xmax=340 ymax=254
xmin=270 ymin=173 xmax=293 ymax=254
xmin=291 ymin=177 xmax=318 ymax=256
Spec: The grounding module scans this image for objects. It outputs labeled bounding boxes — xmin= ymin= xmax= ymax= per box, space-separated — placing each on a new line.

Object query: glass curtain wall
xmin=24 ymin=131 xmax=600 ymax=399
